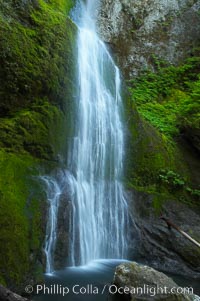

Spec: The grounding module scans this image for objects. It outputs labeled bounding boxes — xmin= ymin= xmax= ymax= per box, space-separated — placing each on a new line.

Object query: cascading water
xmin=42 ymin=176 xmax=62 ymax=274
xmin=67 ymin=0 xmax=130 ymax=266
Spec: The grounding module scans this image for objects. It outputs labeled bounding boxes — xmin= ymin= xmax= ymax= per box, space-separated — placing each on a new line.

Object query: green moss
xmin=124 ymin=96 xmax=179 ymax=189
xmin=0 ymin=0 xmax=77 ymax=291
xmin=0 ymin=0 xmax=76 ymax=115
xmin=0 ymin=150 xmax=45 ymax=288
xmin=0 ymin=275 xmax=6 ymax=286
xmin=46 ymin=0 xmax=74 ymax=14
xmin=0 ymin=102 xmax=70 ymax=161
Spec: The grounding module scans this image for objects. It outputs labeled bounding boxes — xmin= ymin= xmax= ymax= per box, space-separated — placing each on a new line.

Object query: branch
xmin=160 ymin=215 xmax=200 ymax=249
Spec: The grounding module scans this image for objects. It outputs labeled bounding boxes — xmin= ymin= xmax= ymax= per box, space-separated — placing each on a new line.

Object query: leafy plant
xmin=159 ymin=169 xmax=185 ymax=188
xmin=128 ymin=54 xmax=200 ymax=138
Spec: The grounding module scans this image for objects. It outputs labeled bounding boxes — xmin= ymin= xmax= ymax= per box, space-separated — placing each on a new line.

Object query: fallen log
xmin=0 ymin=285 xmax=31 ymax=301
xmin=160 ymin=215 xmax=200 ymax=249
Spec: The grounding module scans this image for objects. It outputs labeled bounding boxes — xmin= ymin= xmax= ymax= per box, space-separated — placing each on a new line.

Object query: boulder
xmin=111 ymin=262 xmax=200 ymax=300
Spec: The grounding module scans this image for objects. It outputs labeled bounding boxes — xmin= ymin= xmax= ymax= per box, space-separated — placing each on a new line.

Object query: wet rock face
xmin=54 ymin=191 xmax=72 ymax=270
xmin=111 ymin=262 xmax=198 ymax=300
xmin=130 ymin=190 xmax=200 ymax=280
xmin=97 ymin=0 xmax=200 ymax=77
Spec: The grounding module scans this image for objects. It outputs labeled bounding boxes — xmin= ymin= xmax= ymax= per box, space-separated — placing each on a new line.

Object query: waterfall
xmin=67 ymin=0 xmax=130 ymax=266
xmin=42 ymin=0 xmax=130 ymax=272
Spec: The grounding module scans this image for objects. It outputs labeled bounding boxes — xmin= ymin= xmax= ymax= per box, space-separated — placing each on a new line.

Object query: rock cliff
xmin=98 ymin=0 xmax=200 ymax=77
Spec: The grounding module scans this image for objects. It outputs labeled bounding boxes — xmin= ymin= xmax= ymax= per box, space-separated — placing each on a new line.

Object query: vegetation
xmin=0 ymin=102 xmax=68 ymax=161
xmin=128 ymin=55 xmax=200 ymax=139
xmin=126 ymin=52 xmax=200 ymax=208
xmin=0 ymin=0 xmax=76 ymax=115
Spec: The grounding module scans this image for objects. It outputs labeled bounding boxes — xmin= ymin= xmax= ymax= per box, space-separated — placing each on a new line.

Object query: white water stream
xmin=42 ymin=176 xmax=62 ymax=274
xmin=67 ymin=0 xmax=130 ymax=266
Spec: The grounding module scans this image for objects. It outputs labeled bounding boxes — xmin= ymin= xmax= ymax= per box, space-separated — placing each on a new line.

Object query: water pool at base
xmin=32 ymin=259 xmax=200 ymax=301
xmin=32 ymin=259 xmax=124 ymax=301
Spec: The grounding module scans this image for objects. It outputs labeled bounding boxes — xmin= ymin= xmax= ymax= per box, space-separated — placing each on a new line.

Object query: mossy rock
xmin=124 ymin=93 xmax=186 ymax=188
xmin=0 ymin=102 xmax=71 ymax=162
xmin=0 ymin=0 xmax=76 ymax=116
xmin=113 ymin=262 xmax=195 ymax=301
xmin=0 ymin=150 xmax=46 ymax=290
xmin=0 ymin=0 xmax=77 ymax=292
